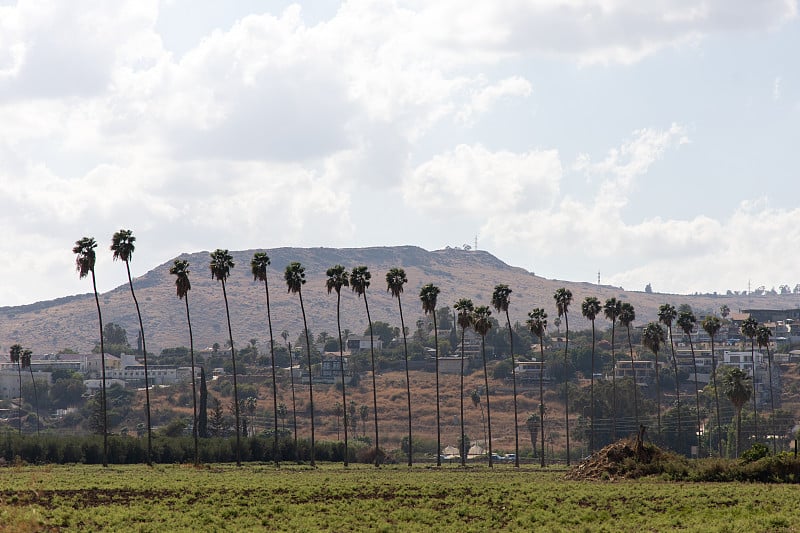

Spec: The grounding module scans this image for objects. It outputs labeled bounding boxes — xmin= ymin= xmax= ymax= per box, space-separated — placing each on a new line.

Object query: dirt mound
xmin=565 ymin=438 xmax=668 ymax=481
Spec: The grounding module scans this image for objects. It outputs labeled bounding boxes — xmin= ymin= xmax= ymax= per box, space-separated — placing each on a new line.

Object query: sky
xmin=1 ymin=0 xmax=799 ymax=307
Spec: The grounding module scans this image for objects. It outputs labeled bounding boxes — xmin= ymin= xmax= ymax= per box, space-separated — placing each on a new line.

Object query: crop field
xmin=2 ymin=463 xmax=800 ymax=532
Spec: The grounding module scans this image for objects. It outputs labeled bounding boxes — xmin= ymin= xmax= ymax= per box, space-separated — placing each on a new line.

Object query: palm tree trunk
xmin=433 ymin=313 xmax=441 ymax=467
xmin=610 ymin=321 xmax=617 ymax=442
xmin=668 ymin=327 xmax=681 ymax=454
xmin=688 ymin=338 xmax=702 ymax=457
xmin=125 ymin=261 xmax=152 ymax=466
xmin=91 ymin=271 xmax=108 ymax=467
xmin=397 ymin=296 xmax=412 ymax=467
xmin=16 ymin=364 xmax=22 ymax=435
xmin=184 ymin=296 xmax=199 ymax=466
xmin=482 ymin=337 xmax=493 ymax=468
xmin=767 ymin=344 xmax=776 ymax=454
xmin=505 ymin=310 xmax=520 ymax=468
xmin=655 ymin=347 xmax=661 ymax=440
xmin=220 ymin=280 xmax=241 ymax=467
xmin=460 ymin=328 xmax=466 ymax=467
xmin=711 ymin=338 xmax=722 ymax=457
xmin=298 ymin=290 xmax=315 ymax=467
xmin=628 ymin=327 xmax=639 ymax=429
xmin=336 ymin=291 xmax=349 ymax=467
xmin=364 ymin=295 xmax=380 ymax=467
xmin=751 ymin=339 xmax=758 ymax=445
xmin=539 ymin=338 xmax=545 ymax=468
xmin=590 ymin=320 xmax=596 ymax=454
xmin=288 ymin=341 xmax=298 ymax=462
xmin=262 ymin=281 xmax=279 ymax=469
xmin=563 ymin=313 xmax=570 ymax=466
xmin=736 ymin=407 xmax=742 ymax=458
xmin=28 ymin=366 xmax=39 ymax=436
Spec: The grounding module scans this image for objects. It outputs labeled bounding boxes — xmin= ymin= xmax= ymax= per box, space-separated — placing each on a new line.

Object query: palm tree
xmin=619 ymin=302 xmax=638 ymax=431
xmin=756 ymin=325 xmax=776 ymax=454
xmin=740 ymin=316 xmax=759 ymax=443
xmin=491 ymin=284 xmax=519 ymax=467
xmin=285 ymin=261 xmax=316 ymax=467
xmin=603 ymin=298 xmax=621 ymax=441
xmin=9 ymin=344 xmax=22 ymax=434
xmin=526 ymin=308 xmax=547 ymax=467
xmin=454 ymin=298 xmax=474 ymax=467
xmin=21 ymin=348 xmax=39 ymax=435
xmin=642 ymin=322 xmax=666 ymax=439
xmin=110 ymin=229 xmax=152 ymax=465
xmin=702 ymin=314 xmax=723 ymax=456
xmin=581 ymin=296 xmax=602 ymax=454
xmin=169 ymin=259 xmax=199 ymax=465
xmin=281 ymin=329 xmax=299 ymax=460
xmin=471 ymin=389 xmax=487 ymax=449
xmin=722 ymin=367 xmax=752 ymax=458
xmin=73 ymin=237 xmax=108 ymax=467
xmin=209 ymin=249 xmax=241 ymax=466
xmin=252 ymin=252 xmax=280 ymax=468
xmin=677 ymin=310 xmax=703 ymax=456
xmin=351 ymin=266 xmax=380 ymax=467
xmin=326 ymin=264 xmax=350 ymax=467
xmin=473 ymin=305 xmax=494 ymax=467
xmin=386 ymin=268 xmax=413 ymax=467
xmin=658 ymin=304 xmax=681 ymax=452
xmin=419 ymin=283 xmax=442 ymax=466
xmin=553 ymin=287 xmax=573 ymax=465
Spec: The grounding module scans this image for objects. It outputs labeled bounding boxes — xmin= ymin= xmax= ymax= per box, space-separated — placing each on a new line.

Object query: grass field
xmin=3 ymin=463 xmax=800 ymax=532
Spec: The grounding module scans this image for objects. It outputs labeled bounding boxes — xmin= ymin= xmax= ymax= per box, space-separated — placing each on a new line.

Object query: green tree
xmin=454 ymin=298 xmax=474 ymax=467
xmin=603 ymin=297 xmax=621 ymax=441
xmin=702 ymin=314 xmax=723 ymax=456
xmin=740 ymin=316 xmax=759 ymax=442
xmin=526 ymin=308 xmax=547 ymax=467
xmin=581 ymin=296 xmax=602 ymax=453
xmin=642 ymin=322 xmax=666 ymax=439
xmin=658 ymin=303 xmax=681 ymax=452
xmin=285 ymin=262 xmax=315 ymax=467
xmin=471 ymin=389 xmax=486 ymax=449
xmin=756 ymin=324 xmax=776 ymax=454
xmin=553 ymin=287 xmax=573 ymax=465
xmin=619 ymin=302 xmax=638 ymax=428
xmin=492 ymin=284 xmax=519 ymax=467
xmin=473 ymin=305 xmax=494 ymax=467
xmin=73 ymin=236 xmax=108 ymax=467
xmin=210 ymin=249 xmax=241 ymax=466
xmin=326 ymin=264 xmax=350 ymax=467
xmin=721 ymin=367 xmax=752 ymax=458
xmin=420 ymin=283 xmax=442 ymax=466
xmin=351 ymin=265 xmax=380 ymax=467
xmin=386 ymin=267 xmax=413 ymax=467
xmin=111 ymin=229 xmax=152 ymax=465
xmin=198 ymin=367 xmax=208 ymax=439
xmin=526 ymin=412 xmax=540 ymax=456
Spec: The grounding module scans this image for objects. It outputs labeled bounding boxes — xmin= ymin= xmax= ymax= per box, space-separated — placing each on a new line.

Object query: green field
xmin=2 ymin=463 xmax=799 ymax=532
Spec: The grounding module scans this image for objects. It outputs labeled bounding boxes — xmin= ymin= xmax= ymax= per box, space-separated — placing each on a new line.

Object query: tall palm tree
xmin=326 ymin=264 xmax=350 ymax=467
xmin=252 ymin=252 xmax=280 ymax=468
xmin=526 ymin=308 xmax=547 ymax=467
xmin=471 ymin=388 xmax=487 ymax=449
xmin=702 ymin=314 xmax=723 ymax=456
xmin=9 ymin=344 xmax=22 ymax=434
xmin=209 ymin=249 xmax=241 ymax=467
xmin=491 ymin=284 xmax=519 ymax=467
xmin=619 ymin=302 xmax=638 ymax=430
xmin=73 ymin=237 xmax=108 ymax=467
xmin=21 ymin=348 xmax=39 ymax=435
xmin=454 ymin=298 xmax=474 ymax=467
xmin=756 ymin=325 xmax=776 ymax=454
xmin=473 ymin=305 xmax=494 ymax=467
xmin=658 ymin=304 xmax=681 ymax=452
xmin=351 ymin=266 xmax=380 ymax=467
xmin=281 ymin=329 xmax=299 ymax=460
xmin=285 ymin=261 xmax=316 ymax=467
xmin=419 ymin=283 xmax=442 ymax=466
xmin=603 ymin=298 xmax=621 ymax=441
xmin=386 ymin=267 xmax=412 ymax=467
xmin=677 ymin=310 xmax=703 ymax=456
xmin=169 ymin=259 xmax=199 ymax=466
xmin=581 ymin=296 xmax=602 ymax=454
xmin=110 ymin=229 xmax=152 ymax=465
xmin=642 ymin=322 xmax=666 ymax=439
xmin=553 ymin=287 xmax=573 ymax=465
xmin=740 ymin=316 xmax=759 ymax=443
xmin=722 ymin=367 xmax=752 ymax=458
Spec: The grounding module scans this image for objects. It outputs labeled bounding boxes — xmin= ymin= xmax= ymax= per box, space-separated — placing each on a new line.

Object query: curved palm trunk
xmin=590 ymin=320 xmax=596 ymax=454
xmin=628 ymin=326 xmax=639 ymax=430
xmin=262 ymin=281 xmax=279 ymax=468
xmin=667 ymin=326 xmax=681 ymax=453
xmin=91 ymin=271 xmax=108 ymax=467
xmin=505 ymin=310 xmax=520 ymax=468
xmin=563 ymin=313 xmax=570 ymax=466
xmin=396 ymin=296 xmax=412 ymax=467
xmin=688 ymin=337 xmax=703 ymax=457
xmin=482 ymin=336 xmax=493 ymax=468
xmin=220 ymin=280 xmax=242 ymax=467
xmin=710 ymin=337 xmax=722 ymax=457
xmin=288 ymin=341 xmax=298 ymax=461
xmin=183 ymin=295 xmax=199 ymax=466
xmin=459 ymin=328 xmax=466 ymax=467
xmin=124 ymin=260 xmax=152 ymax=466
xmin=610 ymin=321 xmax=617 ymax=442
xmin=750 ymin=338 xmax=758 ymax=445
xmin=16 ymin=364 xmax=22 ymax=435
xmin=433 ymin=313 xmax=441 ymax=467
xmin=298 ymin=290 xmax=316 ymax=467
xmin=363 ymin=294 xmax=380 ymax=467
xmin=766 ymin=344 xmax=776 ymax=454
xmin=335 ymin=291 xmax=349 ymax=467
xmin=539 ymin=338 xmax=546 ymax=468
xmin=28 ymin=366 xmax=40 ymax=436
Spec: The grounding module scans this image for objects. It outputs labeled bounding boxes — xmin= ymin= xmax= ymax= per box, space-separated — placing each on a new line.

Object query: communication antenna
xmin=597 ymin=271 xmax=600 ymax=285
xmin=474 ymin=235 xmax=478 ymax=251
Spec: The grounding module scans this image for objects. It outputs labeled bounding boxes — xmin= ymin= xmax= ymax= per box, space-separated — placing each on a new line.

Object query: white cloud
xmin=773 ymin=76 xmax=782 ymax=100
xmin=457 ymin=76 xmax=533 ymax=124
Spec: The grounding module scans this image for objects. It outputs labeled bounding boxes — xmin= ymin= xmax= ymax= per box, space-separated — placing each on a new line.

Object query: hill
xmin=2 ymin=245 xmax=800 ymax=354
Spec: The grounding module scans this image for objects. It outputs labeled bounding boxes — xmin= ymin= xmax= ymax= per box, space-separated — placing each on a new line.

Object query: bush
xmin=741 ymin=442 xmax=770 ymax=464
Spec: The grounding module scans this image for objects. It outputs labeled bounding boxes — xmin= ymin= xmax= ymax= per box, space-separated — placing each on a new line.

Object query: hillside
xmin=2 ymin=245 xmax=800 ymax=354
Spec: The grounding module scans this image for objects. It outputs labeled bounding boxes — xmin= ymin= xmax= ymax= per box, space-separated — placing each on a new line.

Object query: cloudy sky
xmin=1 ymin=0 xmax=799 ymax=307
